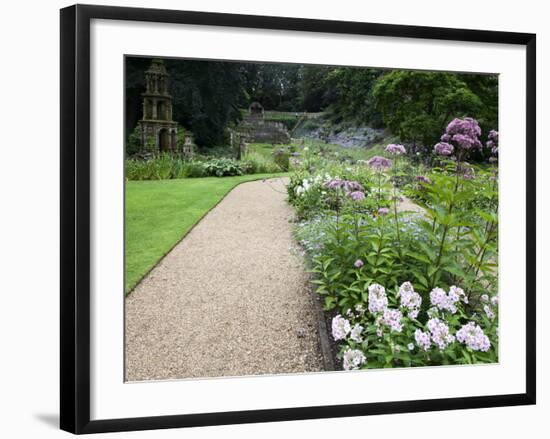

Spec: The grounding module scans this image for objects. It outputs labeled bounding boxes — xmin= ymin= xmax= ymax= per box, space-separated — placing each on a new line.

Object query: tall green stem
xmin=377 ymin=171 xmax=382 ymax=209
xmin=430 ymin=160 xmax=461 ymax=288
xmin=391 ymin=160 xmax=402 ymax=259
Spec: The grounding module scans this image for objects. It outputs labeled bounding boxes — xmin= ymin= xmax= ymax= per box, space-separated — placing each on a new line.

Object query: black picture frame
xmin=60 ymin=4 xmax=536 ymax=434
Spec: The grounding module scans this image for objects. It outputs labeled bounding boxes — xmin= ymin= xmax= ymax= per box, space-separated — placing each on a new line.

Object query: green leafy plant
xmin=202 ymin=158 xmax=244 ymax=177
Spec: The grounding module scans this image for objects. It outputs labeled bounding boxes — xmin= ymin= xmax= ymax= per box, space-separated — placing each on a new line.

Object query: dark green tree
xmin=373 ymin=71 xmax=483 ymax=147
xmin=241 ymin=63 xmax=302 ymax=111
xmin=298 ymin=65 xmax=336 ymax=112
xmin=166 ymin=59 xmax=245 ymax=147
xmin=460 ymin=73 xmax=499 ymax=134
xmin=325 ymin=67 xmax=383 ymax=125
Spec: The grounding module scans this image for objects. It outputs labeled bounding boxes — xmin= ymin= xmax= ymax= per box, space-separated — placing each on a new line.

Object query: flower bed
xmin=288 ymin=118 xmax=500 ymax=370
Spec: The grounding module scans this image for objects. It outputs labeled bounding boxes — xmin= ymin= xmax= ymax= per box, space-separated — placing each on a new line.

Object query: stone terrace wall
xmin=238 ymin=117 xmax=291 ymax=144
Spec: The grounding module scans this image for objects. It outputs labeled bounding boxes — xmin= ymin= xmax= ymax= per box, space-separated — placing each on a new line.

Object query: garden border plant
xmin=289 ymin=117 xmax=500 ymax=370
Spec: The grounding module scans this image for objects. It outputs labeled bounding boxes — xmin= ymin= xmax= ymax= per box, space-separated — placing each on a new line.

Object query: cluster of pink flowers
xmin=415 ymin=329 xmax=431 ymax=351
xmin=441 ymin=117 xmax=483 ymax=151
xmin=398 ymin=282 xmax=422 ymax=319
xmin=384 ymin=143 xmax=407 ymax=155
xmin=331 ymin=314 xmax=351 ymax=340
xmin=380 ymin=308 xmax=404 ymax=333
xmin=434 ymin=117 xmax=483 ymax=157
xmin=325 ymin=178 xmax=363 ymax=192
xmin=433 ymin=142 xmax=454 ymax=156
xmin=427 ymin=318 xmax=455 ymax=350
xmin=368 ymin=283 xmax=389 ymax=314
xmin=487 ymin=129 xmax=499 ymax=156
xmin=430 ymin=285 xmax=467 ymax=314
xmin=354 ymin=259 xmax=364 ymax=268
xmin=366 ymin=155 xmax=393 ymax=170
xmin=349 ymin=191 xmax=366 ymax=201
xmin=456 ymin=322 xmax=491 ymax=352
xmin=342 ymin=348 xmax=366 ymax=370
xmin=325 ymin=179 xmax=366 ymax=201
xmin=378 ymin=207 xmax=389 ymax=215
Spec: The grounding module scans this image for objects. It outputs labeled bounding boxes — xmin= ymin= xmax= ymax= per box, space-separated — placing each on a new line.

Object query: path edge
xmin=308 ymin=278 xmax=335 ymax=371
xmin=125 ymin=174 xmax=288 ymax=296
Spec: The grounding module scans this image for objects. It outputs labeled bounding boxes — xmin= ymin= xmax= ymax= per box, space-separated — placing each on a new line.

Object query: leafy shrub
xmin=202 ymin=158 xmax=243 ymax=177
xmin=125 ymin=154 xmax=177 ymax=180
xmin=126 ymin=125 xmax=142 ymax=156
xmin=272 ymin=148 xmax=291 ymax=171
xmin=172 ymin=160 xmax=207 ymax=178
xmin=125 ymin=150 xmax=289 ymax=180
xmin=241 ymin=151 xmax=282 ymax=174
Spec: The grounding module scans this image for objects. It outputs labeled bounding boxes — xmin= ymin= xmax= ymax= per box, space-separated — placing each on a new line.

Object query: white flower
xmin=342 ymin=348 xmax=366 ymax=371
xmin=368 ymin=283 xmax=388 ymax=314
xmin=483 ymin=304 xmax=495 ymax=320
xmin=427 ymin=318 xmax=455 ymax=351
xmin=430 ymin=286 xmax=461 ymax=314
xmin=331 ymin=315 xmax=351 ymax=341
xmin=407 ymin=343 xmax=415 ymax=351
xmin=399 ymin=281 xmax=422 ymax=318
xmin=350 ymin=324 xmax=364 ymax=343
xmin=449 ymin=285 xmax=468 ymax=304
xmin=456 ymin=322 xmax=491 ymax=352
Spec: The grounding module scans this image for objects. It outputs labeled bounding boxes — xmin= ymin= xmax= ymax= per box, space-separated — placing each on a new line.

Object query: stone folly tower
xmin=138 ymin=59 xmax=178 ymax=153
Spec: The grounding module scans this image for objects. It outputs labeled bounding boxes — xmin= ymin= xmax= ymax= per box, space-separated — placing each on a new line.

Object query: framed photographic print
xmin=60 ymin=4 xmax=536 ymax=434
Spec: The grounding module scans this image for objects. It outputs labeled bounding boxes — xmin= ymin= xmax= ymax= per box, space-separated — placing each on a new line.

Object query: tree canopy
xmin=372 ymin=71 xmax=485 ymax=147
xmin=126 ymin=57 xmax=498 ymax=148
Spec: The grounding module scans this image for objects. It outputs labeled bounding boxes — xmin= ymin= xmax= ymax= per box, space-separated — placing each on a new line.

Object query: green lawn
xmin=246 ymin=143 xmax=277 ymax=158
xmin=125 ymin=173 xmax=288 ymax=293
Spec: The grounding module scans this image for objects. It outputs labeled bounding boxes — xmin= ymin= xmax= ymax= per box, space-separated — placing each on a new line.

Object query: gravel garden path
xmin=125 ymin=177 xmax=324 ymax=381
